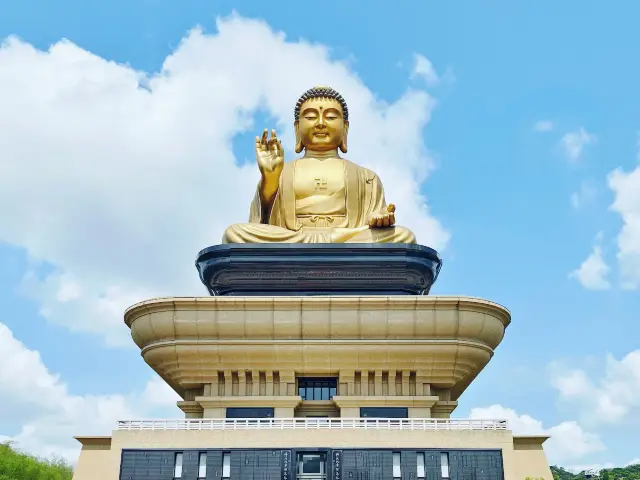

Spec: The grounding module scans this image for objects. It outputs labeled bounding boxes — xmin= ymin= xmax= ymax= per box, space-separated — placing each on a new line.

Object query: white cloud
xmin=534 ymin=120 xmax=554 ymax=132
xmin=627 ymin=458 xmax=640 ymax=466
xmin=569 ymin=241 xmax=611 ymax=290
xmin=551 ymin=350 xmax=640 ymax=426
xmin=608 ymin=164 xmax=640 ymax=289
xmin=0 ymin=322 xmax=180 ymax=463
xmin=469 ymin=404 xmax=605 ymax=465
xmin=411 ymin=53 xmax=439 ymax=85
xmin=570 ymin=181 xmax=597 ymax=210
xmin=561 ymin=127 xmax=596 ymax=162
xmin=0 ymin=15 xmax=449 ymax=345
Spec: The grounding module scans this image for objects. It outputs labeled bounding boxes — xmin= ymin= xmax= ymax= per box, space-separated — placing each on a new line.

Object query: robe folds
xmin=222 ymin=158 xmax=416 ymax=244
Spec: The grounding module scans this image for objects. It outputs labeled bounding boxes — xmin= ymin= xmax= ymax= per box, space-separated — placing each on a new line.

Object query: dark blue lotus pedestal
xmin=195 ymin=243 xmax=442 ymax=296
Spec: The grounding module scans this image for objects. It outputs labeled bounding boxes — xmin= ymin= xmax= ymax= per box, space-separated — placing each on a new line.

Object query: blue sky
xmin=1 ymin=0 xmax=639 ymax=470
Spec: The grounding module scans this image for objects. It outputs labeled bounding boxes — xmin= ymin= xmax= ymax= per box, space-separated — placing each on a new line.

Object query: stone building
xmin=71 ymin=244 xmax=553 ymax=480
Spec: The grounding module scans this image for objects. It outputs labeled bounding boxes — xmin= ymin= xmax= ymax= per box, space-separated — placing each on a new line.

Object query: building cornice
xmin=124 ymin=295 xmax=510 ymax=329
xmin=332 ymin=396 xmax=440 ymax=408
xmin=195 ymin=396 xmax=303 ymax=409
xmin=74 ymin=436 xmax=112 ymax=447
xmin=177 ymin=401 xmax=203 ymax=415
xmin=513 ymin=435 xmax=550 ymax=446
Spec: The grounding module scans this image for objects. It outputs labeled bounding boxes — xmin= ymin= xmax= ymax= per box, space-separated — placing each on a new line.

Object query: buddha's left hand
xmin=368 ymin=204 xmax=396 ymax=228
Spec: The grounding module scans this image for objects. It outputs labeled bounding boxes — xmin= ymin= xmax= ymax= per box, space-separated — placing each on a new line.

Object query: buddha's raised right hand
xmin=256 ymin=129 xmax=284 ymax=204
xmin=256 ymin=129 xmax=284 ymax=177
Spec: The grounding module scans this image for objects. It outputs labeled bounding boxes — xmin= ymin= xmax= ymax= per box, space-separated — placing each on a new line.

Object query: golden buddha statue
xmin=222 ymin=86 xmax=416 ymax=244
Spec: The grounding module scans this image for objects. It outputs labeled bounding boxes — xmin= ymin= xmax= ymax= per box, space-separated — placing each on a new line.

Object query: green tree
xmin=0 ymin=442 xmax=73 ymax=480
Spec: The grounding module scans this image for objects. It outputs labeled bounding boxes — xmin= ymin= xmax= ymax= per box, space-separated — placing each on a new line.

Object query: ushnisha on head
xmin=293 ymin=86 xmax=349 ymax=154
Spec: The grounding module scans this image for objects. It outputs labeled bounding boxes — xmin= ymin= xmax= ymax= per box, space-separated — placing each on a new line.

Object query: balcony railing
xmin=116 ymin=418 xmax=508 ymax=431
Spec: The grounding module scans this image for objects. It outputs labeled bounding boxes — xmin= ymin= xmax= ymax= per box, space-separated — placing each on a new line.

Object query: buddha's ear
xmin=339 ymin=121 xmax=349 ymax=153
xmin=294 ymin=121 xmax=304 ymax=154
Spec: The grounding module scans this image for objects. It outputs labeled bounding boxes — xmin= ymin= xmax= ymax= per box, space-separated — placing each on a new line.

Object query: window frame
xmin=225 ymin=407 xmax=274 ymax=418
xmin=441 ymin=452 xmax=450 ymax=479
xmin=197 ymin=452 xmax=206 ymax=479
xmin=392 ymin=451 xmax=401 ymax=479
xmin=222 ymin=452 xmax=231 ymax=479
xmin=360 ymin=407 xmax=409 ymax=418
xmin=297 ymin=377 xmax=338 ymax=401
xmin=417 ymin=451 xmax=425 ymax=479
xmin=173 ymin=452 xmax=183 ymax=479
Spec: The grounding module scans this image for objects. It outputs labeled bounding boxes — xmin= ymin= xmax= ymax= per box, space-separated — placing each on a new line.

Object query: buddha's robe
xmin=222 ymin=158 xmax=416 ymax=244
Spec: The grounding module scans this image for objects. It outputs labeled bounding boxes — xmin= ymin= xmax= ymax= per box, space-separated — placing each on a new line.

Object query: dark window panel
xmin=360 ymin=407 xmax=409 ymax=418
xmin=225 ymin=407 xmax=274 ymax=418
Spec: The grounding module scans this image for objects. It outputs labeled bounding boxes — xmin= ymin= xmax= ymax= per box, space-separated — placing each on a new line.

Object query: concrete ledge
xmin=74 ymin=436 xmax=112 ymax=448
xmin=333 ymin=396 xmax=439 ymax=408
xmin=195 ymin=395 xmax=302 ymax=408
xmin=513 ymin=435 xmax=550 ymax=448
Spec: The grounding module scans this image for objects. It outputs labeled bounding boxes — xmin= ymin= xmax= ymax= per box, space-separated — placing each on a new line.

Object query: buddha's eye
xmin=304 ymin=115 xmax=317 ymax=121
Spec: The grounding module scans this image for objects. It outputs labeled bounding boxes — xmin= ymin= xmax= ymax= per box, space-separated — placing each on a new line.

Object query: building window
xmin=392 ymin=452 xmax=401 ymax=479
xmin=297 ymin=452 xmax=326 ymax=477
xmin=360 ymin=407 xmax=408 ymax=418
xmin=174 ymin=452 xmax=183 ymax=479
xmin=226 ymin=407 xmax=274 ymax=418
xmin=417 ymin=452 xmax=425 ymax=479
xmin=222 ymin=453 xmax=231 ymax=479
xmin=298 ymin=377 xmax=337 ymax=400
xmin=198 ymin=452 xmax=206 ymax=479
xmin=441 ymin=452 xmax=450 ymax=479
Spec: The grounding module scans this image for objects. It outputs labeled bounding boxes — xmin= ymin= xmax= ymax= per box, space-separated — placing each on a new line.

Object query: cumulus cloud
xmin=0 ymin=15 xmax=449 ymax=345
xmin=411 ymin=53 xmax=439 ymax=86
xmin=469 ymin=404 xmax=605 ymax=465
xmin=534 ymin=120 xmax=554 ymax=132
xmin=569 ymin=235 xmax=611 ymax=290
xmin=550 ymin=350 xmax=640 ymax=426
xmin=608 ymin=163 xmax=640 ymax=289
xmin=0 ymin=322 xmax=180 ymax=463
xmin=561 ymin=127 xmax=596 ymax=162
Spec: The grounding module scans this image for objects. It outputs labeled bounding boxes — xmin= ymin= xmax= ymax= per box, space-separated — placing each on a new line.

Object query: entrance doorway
xmin=296 ymin=452 xmax=327 ymax=480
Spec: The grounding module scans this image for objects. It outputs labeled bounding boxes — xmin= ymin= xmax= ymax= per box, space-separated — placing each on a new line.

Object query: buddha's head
xmin=294 ymin=86 xmax=349 ymax=154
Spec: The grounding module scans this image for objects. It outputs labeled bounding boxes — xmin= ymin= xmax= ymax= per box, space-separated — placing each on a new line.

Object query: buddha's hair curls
xmin=294 ymin=86 xmax=349 ymax=122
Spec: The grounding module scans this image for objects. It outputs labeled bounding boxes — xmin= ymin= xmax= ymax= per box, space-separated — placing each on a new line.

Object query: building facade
xmin=72 ymin=292 xmax=553 ymax=480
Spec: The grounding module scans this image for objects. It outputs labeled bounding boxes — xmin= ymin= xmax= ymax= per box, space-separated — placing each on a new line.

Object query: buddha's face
xmin=295 ymin=97 xmax=348 ymax=152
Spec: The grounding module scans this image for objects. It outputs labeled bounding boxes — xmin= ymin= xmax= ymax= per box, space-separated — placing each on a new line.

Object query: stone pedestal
xmin=125 ymin=294 xmax=510 ymax=416
xmin=196 ymin=243 xmax=442 ymax=296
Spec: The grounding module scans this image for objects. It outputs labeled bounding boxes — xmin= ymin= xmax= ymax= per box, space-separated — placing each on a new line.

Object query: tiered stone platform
xmin=196 ymin=243 xmax=442 ymax=296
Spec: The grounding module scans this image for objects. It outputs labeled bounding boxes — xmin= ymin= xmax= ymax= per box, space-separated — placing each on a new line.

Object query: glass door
xmin=297 ymin=452 xmax=327 ymax=480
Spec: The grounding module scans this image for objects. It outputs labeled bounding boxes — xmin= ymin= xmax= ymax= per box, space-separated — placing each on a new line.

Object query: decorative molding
xmin=513 ymin=435 xmax=550 ymax=446
xmin=332 ymin=396 xmax=440 ymax=408
xmin=74 ymin=436 xmax=112 ymax=447
xmin=431 ymin=400 xmax=459 ymax=416
xmin=142 ymin=338 xmax=495 ymax=354
xmin=124 ymin=295 xmax=510 ymax=328
xmin=195 ymin=244 xmax=442 ymax=297
xmin=195 ymin=395 xmax=303 ymax=409
xmin=176 ymin=400 xmax=203 ymax=415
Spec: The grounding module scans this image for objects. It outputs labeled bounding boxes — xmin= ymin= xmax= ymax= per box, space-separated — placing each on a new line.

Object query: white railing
xmin=116 ymin=418 xmax=508 ymax=431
